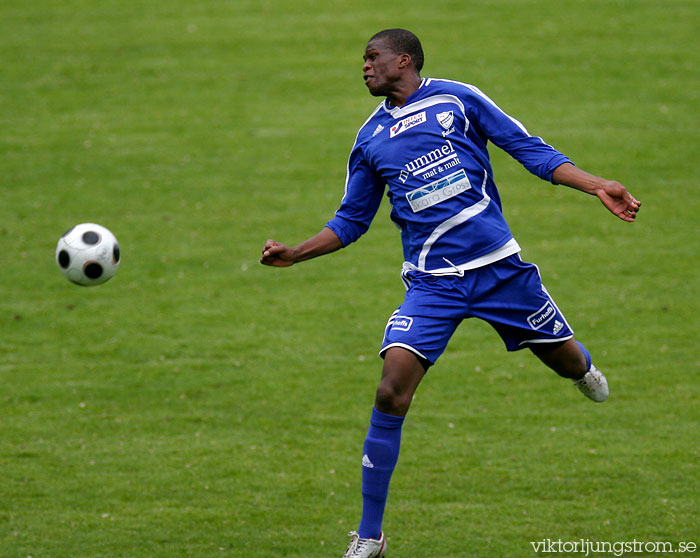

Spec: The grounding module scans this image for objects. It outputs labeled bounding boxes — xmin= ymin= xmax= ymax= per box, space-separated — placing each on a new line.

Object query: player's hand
xmin=260 ymin=239 xmax=297 ymax=267
xmin=596 ymin=180 xmax=641 ymax=222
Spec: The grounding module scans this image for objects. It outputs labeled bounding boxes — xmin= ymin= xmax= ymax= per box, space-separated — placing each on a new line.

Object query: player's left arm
xmin=552 ymin=162 xmax=641 ymax=222
xmin=462 ymin=85 xmax=641 ymax=221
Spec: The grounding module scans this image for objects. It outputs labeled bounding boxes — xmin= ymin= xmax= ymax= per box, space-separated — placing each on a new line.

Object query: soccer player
xmin=260 ymin=28 xmax=640 ymax=558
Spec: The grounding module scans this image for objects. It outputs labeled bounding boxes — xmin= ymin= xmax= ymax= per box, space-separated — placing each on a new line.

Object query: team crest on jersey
xmin=437 ymin=111 xmax=455 ymax=137
xmin=390 ymin=111 xmax=426 ymax=138
xmin=437 ymin=111 xmax=453 ymax=129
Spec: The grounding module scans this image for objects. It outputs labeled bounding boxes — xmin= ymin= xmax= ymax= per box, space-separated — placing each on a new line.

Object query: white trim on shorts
xmin=519 ymin=334 xmax=574 ymax=347
xmin=379 ymin=342 xmax=430 ymax=363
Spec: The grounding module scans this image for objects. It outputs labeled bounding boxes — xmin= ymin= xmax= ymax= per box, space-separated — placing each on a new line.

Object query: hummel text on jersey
xmin=404 ymin=140 xmax=460 ymax=180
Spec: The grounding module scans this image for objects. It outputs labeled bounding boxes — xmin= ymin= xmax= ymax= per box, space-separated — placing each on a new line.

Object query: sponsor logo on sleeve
xmin=390 ymin=111 xmax=426 ymax=138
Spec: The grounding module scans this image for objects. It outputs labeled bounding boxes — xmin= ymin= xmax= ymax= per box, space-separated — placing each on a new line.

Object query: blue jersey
xmin=326 ymin=78 xmax=571 ymax=274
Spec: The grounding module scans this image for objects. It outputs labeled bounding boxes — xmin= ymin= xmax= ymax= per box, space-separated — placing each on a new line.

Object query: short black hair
xmin=369 ymin=28 xmax=424 ymax=73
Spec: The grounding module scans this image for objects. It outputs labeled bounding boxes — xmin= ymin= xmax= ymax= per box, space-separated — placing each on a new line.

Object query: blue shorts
xmin=380 ymin=254 xmax=574 ymax=365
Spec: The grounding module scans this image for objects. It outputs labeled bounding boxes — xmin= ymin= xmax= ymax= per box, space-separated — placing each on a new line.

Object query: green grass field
xmin=1 ymin=1 xmax=698 ymax=556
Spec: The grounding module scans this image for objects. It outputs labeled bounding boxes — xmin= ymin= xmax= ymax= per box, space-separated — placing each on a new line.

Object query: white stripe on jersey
xmin=382 ymin=93 xmax=469 ymax=138
xmin=384 ymin=93 xmax=466 ymax=119
xmin=428 ymin=78 xmax=536 ymax=139
xmin=340 ymin=102 xmax=385 ymax=203
xmin=417 ymin=170 xmax=490 ymax=270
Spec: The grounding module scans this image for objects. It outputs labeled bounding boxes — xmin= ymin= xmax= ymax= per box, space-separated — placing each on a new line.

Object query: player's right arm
xmin=260 ymin=227 xmax=343 ymax=267
xmin=261 ymin=129 xmax=385 ymax=268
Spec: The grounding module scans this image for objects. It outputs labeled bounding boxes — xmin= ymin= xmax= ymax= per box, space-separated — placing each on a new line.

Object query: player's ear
xmin=398 ymin=53 xmax=412 ymax=69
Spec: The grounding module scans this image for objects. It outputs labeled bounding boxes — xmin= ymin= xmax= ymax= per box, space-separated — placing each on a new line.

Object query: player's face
xmin=363 ymin=39 xmax=403 ymax=97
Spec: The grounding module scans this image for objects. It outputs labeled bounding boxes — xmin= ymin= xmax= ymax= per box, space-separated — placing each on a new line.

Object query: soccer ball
xmin=55 ymin=223 xmax=121 ymax=286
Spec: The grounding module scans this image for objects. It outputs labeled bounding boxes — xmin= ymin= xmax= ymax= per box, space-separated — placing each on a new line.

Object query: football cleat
xmin=574 ymin=364 xmax=609 ymax=402
xmin=343 ymin=531 xmax=386 ymax=558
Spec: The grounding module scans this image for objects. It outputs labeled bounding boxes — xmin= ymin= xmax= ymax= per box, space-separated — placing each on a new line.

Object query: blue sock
xmin=576 ymin=340 xmax=592 ymax=371
xmin=358 ymin=407 xmax=404 ymax=540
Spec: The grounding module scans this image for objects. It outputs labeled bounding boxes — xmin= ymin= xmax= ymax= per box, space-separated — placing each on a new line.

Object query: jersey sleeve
xmin=325 ymin=141 xmax=385 ymax=246
xmin=464 ymin=85 xmax=571 ymax=182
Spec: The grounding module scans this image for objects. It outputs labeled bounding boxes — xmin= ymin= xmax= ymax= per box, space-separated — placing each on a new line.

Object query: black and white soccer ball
xmin=55 ymin=223 xmax=121 ymax=286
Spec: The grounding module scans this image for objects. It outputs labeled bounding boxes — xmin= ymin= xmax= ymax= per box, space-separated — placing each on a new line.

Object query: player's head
xmin=369 ymin=29 xmax=424 ymax=73
xmin=363 ymin=29 xmax=423 ymax=98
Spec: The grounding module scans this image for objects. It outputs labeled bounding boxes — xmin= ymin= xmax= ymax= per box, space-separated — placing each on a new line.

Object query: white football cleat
xmin=574 ymin=364 xmax=609 ymax=402
xmin=343 ymin=531 xmax=386 ymax=558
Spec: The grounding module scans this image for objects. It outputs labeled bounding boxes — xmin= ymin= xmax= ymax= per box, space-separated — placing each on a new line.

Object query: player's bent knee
xmin=375 ymin=347 xmax=427 ymax=415
xmin=374 ymin=380 xmax=412 ymax=416
xmin=530 ymin=338 xmax=588 ymax=379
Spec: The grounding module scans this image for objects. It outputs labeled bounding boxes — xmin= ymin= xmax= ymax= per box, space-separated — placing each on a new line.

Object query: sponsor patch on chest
xmin=406 ymin=169 xmax=472 ymax=213
xmin=390 ymin=111 xmax=427 ymax=138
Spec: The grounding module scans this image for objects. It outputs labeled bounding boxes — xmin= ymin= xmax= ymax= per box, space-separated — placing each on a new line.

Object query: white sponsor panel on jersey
xmin=406 ymin=169 xmax=472 ymax=213
xmin=390 ymin=111 xmax=427 ymax=138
